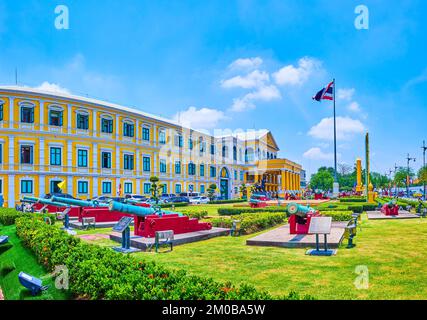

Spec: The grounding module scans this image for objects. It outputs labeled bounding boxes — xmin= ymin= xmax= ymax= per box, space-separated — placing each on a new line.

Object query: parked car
xmin=91 ymin=196 xmax=112 ymax=203
xmin=160 ymin=193 xmax=176 ymax=202
xmin=44 ymin=193 xmax=76 ymax=200
xmin=169 ymin=196 xmax=190 ymax=203
xmin=110 ymin=197 xmax=126 ymax=203
xmin=189 ymin=196 xmax=210 ymax=205
xmin=179 ymin=192 xmax=200 ymax=198
xmin=125 ymin=194 xmax=148 ymax=202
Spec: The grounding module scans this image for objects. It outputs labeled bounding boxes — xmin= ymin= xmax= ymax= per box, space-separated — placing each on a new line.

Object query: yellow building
xmin=0 ymin=86 xmax=303 ymax=207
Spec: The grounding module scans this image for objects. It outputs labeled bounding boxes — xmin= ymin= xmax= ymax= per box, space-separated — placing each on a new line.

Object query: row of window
xmin=17 ymin=145 xmax=245 ymax=178
xmin=0 ymin=103 xmax=277 ymax=160
xmin=18 ymin=179 xmax=208 ymax=196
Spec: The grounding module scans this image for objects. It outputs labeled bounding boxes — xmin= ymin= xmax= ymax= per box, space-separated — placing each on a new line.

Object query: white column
xmin=39 ymin=137 xmax=45 ymax=172
xmin=93 ymin=142 xmax=98 ymax=197
xmin=153 ymin=152 xmax=158 ymax=175
xmin=92 ymin=110 xmax=97 ymax=136
xmin=116 ymin=146 xmax=121 ymax=175
xmin=39 ymin=100 xmax=44 ymax=131
xmin=135 ymin=119 xmax=139 ymax=143
xmin=67 ymin=104 xmax=72 ymax=132
xmin=136 ymin=179 xmax=141 ymax=194
xmin=152 ymin=124 xmax=157 ymax=146
xmin=8 ymin=174 xmax=15 ymax=208
xmin=136 ymin=149 xmax=140 ymax=176
xmin=39 ymin=175 xmax=45 ymax=197
xmin=8 ymin=136 xmax=14 ymax=171
xmin=9 ymin=97 xmax=14 ymax=126
xmin=92 ymin=143 xmax=98 ymax=169
xmin=115 ymin=114 xmax=120 ymax=139
xmin=67 ymin=141 xmax=73 ymax=172
xmin=93 ymin=177 xmax=98 ymax=197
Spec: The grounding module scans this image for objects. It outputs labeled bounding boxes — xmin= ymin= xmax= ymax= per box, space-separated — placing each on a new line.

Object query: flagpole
xmin=333 ymin=78 xmax=337 ymax=182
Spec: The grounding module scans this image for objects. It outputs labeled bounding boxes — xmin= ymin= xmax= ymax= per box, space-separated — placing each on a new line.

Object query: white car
xmin=189 ymin=196 xmax=210 ymax=205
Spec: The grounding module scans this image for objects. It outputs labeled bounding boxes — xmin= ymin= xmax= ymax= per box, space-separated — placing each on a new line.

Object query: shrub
xmin=160 ymin=202 xmax=189 ymax=208
xmin=0 ymin=208 xmax=56 ymax=226
xmin=339 ymin=197 xmax=366 ymax=203
xmin=209 ymin=199 xmax=247 ymax=204
xmin=319 ymin=211 xmax=354 ymax=221
xmin=210 ymin=212 xmax=287 ymax=234
xmin=180 ymin=210 xmax=208 ymax=220
xmin=16 ymin=216 xmax=310 ymax=300
xmin=218 ymin=206 xmax=287 ymax=216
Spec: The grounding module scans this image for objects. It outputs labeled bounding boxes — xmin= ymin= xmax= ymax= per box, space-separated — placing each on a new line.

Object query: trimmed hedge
xmin=218 ymin=206 xmax=287 ymax=216
xmin=180 ymin=210 xmax=208 ymax=220
xmin=210 ymin=212 xmax=287 ymax=234
xmin=160 ymin=202 xmax=189 ymax=208
xmin=319 ymin=211 xmax=354 ymax=221
xmin=16 ymin=216 xmax=311 ymax=300
xmin=339 ymin=197 xmax=367 ymax=203
xmin=209 ymin=199 xmax=247 ymax=204
xmin=0 ymin=208 xmax=56 ymax=226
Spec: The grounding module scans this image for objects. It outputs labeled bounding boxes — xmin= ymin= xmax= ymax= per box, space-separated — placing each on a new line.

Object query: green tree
xmin=207 ymin=183 xmax=217 ymax=201
xmin=149 ymin=176 xmax=164 ymax=205
xmin=394 ymin=167 xmax=414 ymax=188
xmin=418 ymin=166 xmax=427 ymax=185
xmin=309 ymin=168 xmax=334 ymax=191
xmin=239 ymin=184 xmax=247 ymax=199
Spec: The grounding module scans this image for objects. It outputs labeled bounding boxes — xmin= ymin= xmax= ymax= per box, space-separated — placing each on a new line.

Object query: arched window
xmin=267 ymin=152 xmax=270 ymax=159
xmin=222 ymin=145 xmax=228 ymax=158
xmin=233 ymin=146 xmax=237 ymax=161
xmin=245 ymin=148 xmax=254 ymax=163
xmin=220 ymin=167 xmax=229 ymax=178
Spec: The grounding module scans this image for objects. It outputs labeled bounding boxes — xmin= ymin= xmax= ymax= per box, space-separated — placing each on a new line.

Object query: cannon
xmin=286 ymin=202 xmax=320 ymax=234
xmin=51 ymin=196 xmax=108 ymax=208
xmin=109 ymin=201 xmax=211 ymax=238
xmin=21 ymin=196 xmax=81 ymax=218
xmin=380 ymin=199 xmax=399 ymax=216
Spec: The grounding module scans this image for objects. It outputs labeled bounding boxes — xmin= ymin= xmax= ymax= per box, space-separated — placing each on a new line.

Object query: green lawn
xmin=0 ymin=225 xmax=71 ymax=300
xmin=129 ymin=215 xmax=427 ymax=300
xmin=172 ymin=203 xmax=241 ymax=216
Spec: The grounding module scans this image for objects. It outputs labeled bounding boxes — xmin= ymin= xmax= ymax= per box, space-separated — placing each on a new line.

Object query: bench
xmin=230 ymin=220 xmax=241 ymax=237
xmin=154 ymin=230 xmax=174 ymax=253
xmin=18 ymin=272 xmax=49 ymax=296
xmin=0 ymin=235 xmax=9 ymax=245
xmin=344 ymin=220 xmax=357 ymax=248
xmin=82 ymin=217 xmax=96 ymax=230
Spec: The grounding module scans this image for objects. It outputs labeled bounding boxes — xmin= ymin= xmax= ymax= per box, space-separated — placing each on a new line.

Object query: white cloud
xmin=337 ymin=88 xmax=355 ymax=101
xmin=308 ymin=116 xmax=366 ymax=140
xmin=228 ymin=57 xmax=263 ymax=71
xmin=347 ymin=101 xmax=361 ymax=112
xmin=230 ymin=98 xmax=255 ymax=112
xmin=229 ymin=85 xmax=281 ymax=112
xmin=303 ymin=147 xmax=335 ymax=160
xmin=173 ymin=107 xmax=228 ymax=130
xmin=273 ymin=57 xmax=321 ymax=86
xmin=34 ymin=81 xmax=70 ymax=94
xmin=221 ymin=70 xmax=270 ymax=89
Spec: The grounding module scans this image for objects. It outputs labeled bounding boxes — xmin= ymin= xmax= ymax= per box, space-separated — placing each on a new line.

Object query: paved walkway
xmin=366 ymin=211 xmax=420 ymax=220
xmin=247 ymin=222 xmax=347 ymax=248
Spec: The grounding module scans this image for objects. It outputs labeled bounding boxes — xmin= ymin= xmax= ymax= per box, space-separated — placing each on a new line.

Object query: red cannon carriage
xmin=286 ymin=202 xmax=320 ymax=235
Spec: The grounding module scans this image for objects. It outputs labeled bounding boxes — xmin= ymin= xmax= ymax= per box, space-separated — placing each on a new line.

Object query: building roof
xmin=0 ymin=85 xmax=187 ymax=129
xmin=0 ymin=85 xmax=278 ymax=147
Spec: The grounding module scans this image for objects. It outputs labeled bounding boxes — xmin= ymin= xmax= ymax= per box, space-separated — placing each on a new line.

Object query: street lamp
xmin=394 ymin=164 xmax=399 ymax=197
xmin=422 ymin=141 xmax=427 ymax=201
xmin=406 ymin=154 xmax=416 ymax=197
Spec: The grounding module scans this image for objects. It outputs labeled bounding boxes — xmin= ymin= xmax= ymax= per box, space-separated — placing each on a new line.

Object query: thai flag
xmin=312 ymin=81 xmax=334 ymax=101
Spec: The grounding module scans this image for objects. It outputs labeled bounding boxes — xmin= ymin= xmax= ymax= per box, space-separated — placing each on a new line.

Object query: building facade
xmin=0 ymin=86 xmax=302 ymax=207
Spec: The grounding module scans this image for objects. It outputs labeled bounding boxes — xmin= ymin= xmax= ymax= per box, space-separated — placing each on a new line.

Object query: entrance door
xmin=220 ymin=179 xmax=229 ymax=200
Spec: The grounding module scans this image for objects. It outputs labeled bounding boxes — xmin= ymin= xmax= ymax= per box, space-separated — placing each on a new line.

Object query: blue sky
xmin=0 ymin=0 xmax=426 ymax=179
